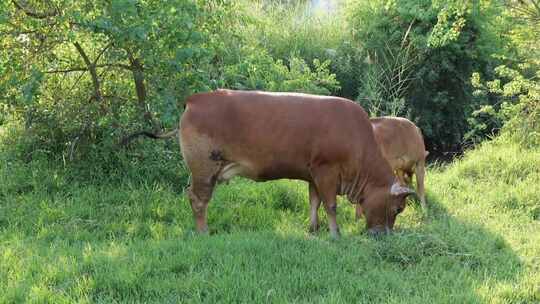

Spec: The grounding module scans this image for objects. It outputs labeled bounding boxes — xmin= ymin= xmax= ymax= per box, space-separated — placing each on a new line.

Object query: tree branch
xmin=44 ymin=63 xmax=132 ymax=74
xmin=73 ymin=41 xmax=105 ymax=112
xmin=45 ymin=67 xmax=88 ymax=73
xmin=127 ymin=49 xmax=159 ymax=131
xmin=12 ymin=0 xmax=58 ymax=19
xmin=94 ymin=42 xmax=113 ymax=65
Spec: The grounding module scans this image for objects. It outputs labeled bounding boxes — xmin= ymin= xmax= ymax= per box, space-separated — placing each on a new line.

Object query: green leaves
xmin=21 ymin=68 xmax=43 ymax=104
xmin=346 ymin=0 xmax=509 ymax=151
xmin=469 ymin=64 xmax=540 ymax=147
xmin=175 ymin=48 xmax=196 ymax=63
xmin=427 ymin=2 xmax=468 ymax=48
xmin=0 ymin=0 xmax=211 ymax=157
xmin=221 ymin=47 xmax=339 ymax=95
xmin=2 ymin=0 xmax=532 ymax=158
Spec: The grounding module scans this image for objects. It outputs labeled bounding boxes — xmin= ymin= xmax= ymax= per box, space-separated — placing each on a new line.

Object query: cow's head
xmin=361 ymin=181 xmax=414 ymax=235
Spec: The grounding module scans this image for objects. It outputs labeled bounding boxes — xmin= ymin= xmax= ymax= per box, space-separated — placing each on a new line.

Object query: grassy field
xmin=1 ymin=137 xmax=539 ymax=303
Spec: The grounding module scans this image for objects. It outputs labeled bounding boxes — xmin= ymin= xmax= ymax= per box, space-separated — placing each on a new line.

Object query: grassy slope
xmin=1 ymin=138 xmax=539 ymax=303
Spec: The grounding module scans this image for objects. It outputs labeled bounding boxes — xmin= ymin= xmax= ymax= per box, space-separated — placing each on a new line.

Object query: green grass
xmin=1 ymin=137 xmax=539 ymax=303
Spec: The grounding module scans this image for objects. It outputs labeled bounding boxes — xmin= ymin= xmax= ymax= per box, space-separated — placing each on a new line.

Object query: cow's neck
xmin=340 ymin=168 xmax=365 ymax=203
xmin=341 ymin=158 xmax=394 ymax=203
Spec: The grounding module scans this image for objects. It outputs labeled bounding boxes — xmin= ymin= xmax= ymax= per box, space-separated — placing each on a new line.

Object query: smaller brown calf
xmin=356 ymin=117 xmax=428 ymax=219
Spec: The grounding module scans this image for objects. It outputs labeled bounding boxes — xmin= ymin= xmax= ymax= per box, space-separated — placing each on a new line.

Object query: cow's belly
xmin=256 ymin=163 xmax=311 ymax=181
xmin=217 ymin=160 xmax=310 ymax=183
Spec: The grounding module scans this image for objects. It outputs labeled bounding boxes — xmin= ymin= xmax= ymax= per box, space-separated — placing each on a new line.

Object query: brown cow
xmin=354 ymin=117 xmax=428 ymax=220
xmin=179 ymin=89 xmax=414 ymax=237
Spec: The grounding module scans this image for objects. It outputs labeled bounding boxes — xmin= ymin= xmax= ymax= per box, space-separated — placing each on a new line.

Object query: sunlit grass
xmin=1 ymin=135 xmax=539 ymax=302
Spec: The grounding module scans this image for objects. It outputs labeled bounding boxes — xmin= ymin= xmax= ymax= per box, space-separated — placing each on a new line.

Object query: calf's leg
xmin=355 ymin=204 xmax=364 ymax=221
xmin=415 ymin=160 xmax=427 ymax=210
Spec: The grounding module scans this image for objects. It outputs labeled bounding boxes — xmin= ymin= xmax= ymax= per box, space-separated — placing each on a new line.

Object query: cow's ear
xmin=390 ymin=182 xmax=414 ymax=197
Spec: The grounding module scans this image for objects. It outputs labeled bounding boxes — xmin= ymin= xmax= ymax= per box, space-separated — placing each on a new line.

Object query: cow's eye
xmin=395 ymin=207 xmax=404 ymax=215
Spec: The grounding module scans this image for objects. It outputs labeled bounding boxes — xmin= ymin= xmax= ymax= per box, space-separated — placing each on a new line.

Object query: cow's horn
xmin=390 ymin=182 xmax=415 ymax=197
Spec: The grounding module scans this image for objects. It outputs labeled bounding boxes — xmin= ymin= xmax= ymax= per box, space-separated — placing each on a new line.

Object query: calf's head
xmin=362 ymin=182 xmax=414 ymax=235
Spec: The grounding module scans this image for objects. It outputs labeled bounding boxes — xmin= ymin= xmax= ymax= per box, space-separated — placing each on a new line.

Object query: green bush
xmin=0 ymin=0 xmax=340 ymax=161
xmin=467 ymin=2 xmax=540 ymax=148
xmin=242 ymin=0 xmax=512 ymax=151
xmin=223 ymin=49 xmax=339 ymax=94
xmin=469 ymin=65 xmax=540 ymax=148
xmin=346 ymin=0 xmax=507 ymax=152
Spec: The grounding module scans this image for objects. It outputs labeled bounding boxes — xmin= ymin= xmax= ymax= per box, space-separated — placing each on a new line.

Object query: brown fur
xmin=179 ymin=89 xmax=413 ymax=236
xmin=355 ymin=117 xmax=428 ymax=220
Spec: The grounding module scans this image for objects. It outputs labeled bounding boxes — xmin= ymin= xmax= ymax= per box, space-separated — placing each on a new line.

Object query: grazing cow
xmin=179 ymin=89 xmax=414 ymax=237
xmin=354 ymin=117 xmax=428 ymax=220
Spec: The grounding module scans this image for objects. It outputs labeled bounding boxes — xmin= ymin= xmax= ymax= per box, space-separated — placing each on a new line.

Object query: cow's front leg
xmin=355 ymin=204 xmax=364 ymax=221
xmin=311 ymin=165 xmax=340 ymax=239
xmin=323 ymin=197 xmax=339 ymax=239
xmin=308 ymin=182 xmax=321 ymax=233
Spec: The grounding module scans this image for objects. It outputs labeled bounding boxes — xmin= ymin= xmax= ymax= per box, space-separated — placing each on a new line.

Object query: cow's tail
xmin=137 ymin=129 xmax=178 ymax=139
xmin=120 ymin=128 xmax=178 ymax=146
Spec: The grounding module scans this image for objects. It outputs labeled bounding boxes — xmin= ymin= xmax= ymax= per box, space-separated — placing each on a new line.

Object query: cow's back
xmin=180 ymin=89 xmax=378 ymax=181
xmin=370 ymin=117 xmax=426 ymax=171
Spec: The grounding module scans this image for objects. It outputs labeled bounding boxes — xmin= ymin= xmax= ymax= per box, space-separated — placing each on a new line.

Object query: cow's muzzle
xmin=368 ymin=226 xmax=391 ymax=237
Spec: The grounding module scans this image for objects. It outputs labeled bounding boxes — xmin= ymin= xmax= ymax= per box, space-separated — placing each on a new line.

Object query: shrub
xmin=0 ymin=0 xmax=340 ymax=161
xmin=467 ymin=1 xmax=540 ymax=148
xmin=238 ymin=0 xmax=349 ymax=96
xmin=222 ymin=50 xmax=339 ymax=95
xmin=346 ymin=0 xmax=507 ymax=152
xmin=469 ymin=65 xmax=540 ymax=148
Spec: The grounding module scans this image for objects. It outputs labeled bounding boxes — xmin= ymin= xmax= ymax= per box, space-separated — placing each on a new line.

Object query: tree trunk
xmin=127 ymin=50 xmax=159 ymax=132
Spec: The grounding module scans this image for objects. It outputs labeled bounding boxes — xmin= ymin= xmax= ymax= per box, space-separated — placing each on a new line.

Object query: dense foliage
xmin=0 ymin=0 xmax=338 ymax=159
xmin=0 ymin=0 xmax=538 ymax=155
xmin=347 ymin=0 xmax=509 ymax=151
xmin=467 ymin=0 xmax=540 ymax=147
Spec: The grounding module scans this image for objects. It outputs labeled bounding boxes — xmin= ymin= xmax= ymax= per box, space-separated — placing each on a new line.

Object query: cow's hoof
xmin=330 ymin=230 xmax=341 ymax=240
xmin=309 ymin=224 xmax=320 ymax=234
xmin=367 ymin=226 xmax=390 ymax=237
xmin=196 ymin=228 xmax=209 ymax=235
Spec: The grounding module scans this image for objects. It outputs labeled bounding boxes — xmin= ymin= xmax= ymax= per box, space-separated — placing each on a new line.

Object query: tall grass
xmin=1 ymin=122 xmax=539 ymax=302
xmin=357 ymin=21 xmax=418 ymax=117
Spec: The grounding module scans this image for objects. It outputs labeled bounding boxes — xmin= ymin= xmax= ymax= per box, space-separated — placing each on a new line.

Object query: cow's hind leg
xmin=188 ymin=177 xmax=215 ymax=234
xmin=180 ymin=129 xmax=220 ymax=233
xmin=308 ymin=182 xmax=321 ymax=233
